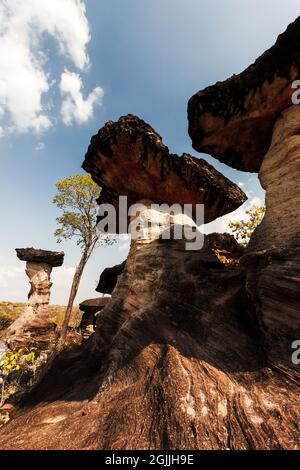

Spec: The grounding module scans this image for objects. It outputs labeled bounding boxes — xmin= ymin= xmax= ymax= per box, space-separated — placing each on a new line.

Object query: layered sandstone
xmin=5 ymin=249 xmax=64 ymax=350
xmin=0 ymin=208 xmax=299 ymax=449
xmin=96 ymin=261 xmax=126 ymax=294
xmin=82 ymin=114 xmax=246 ymax=224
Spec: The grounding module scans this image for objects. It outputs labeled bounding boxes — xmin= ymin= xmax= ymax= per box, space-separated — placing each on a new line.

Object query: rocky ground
xmin=0 ymin=301 xmax=81 ymax=337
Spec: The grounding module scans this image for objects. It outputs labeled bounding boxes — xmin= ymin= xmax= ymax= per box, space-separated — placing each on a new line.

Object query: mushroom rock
xmin=188 ymin=18 xmax=300 ymax=404
xmin=79 ymin=297 xmax=110 ymax=315
xmin=82 ymin=114 xmax=246 ymax=224
xmin=0 ymin=118 xmax=273 ymax=451
xmin=5 ymin=248 xmax=64 ymax=351
xmin=188 ymin=16 xmax=300 ymax=172
xmin=96 ymin=261 xmax=126 ymax=294
xmin=1 ymin=228 xmax=299 ymax=449
xmin=79 ymin=297 xmax=111 ymax=334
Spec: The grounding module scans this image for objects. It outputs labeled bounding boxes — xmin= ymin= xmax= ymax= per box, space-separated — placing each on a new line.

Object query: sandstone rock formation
xmin=1 ymin=17 xmax=300 ymax=451
xmin=5 ymin=248 xmax=64 ymax=351
xmin=82 ymin=114 xmax=246 ymax=224
xmin=188 ymin=16 xmax=300 ymax=171
xmin=206 ymin=232 xmax=244 ymax=266
xmin=79 ymin=297 xmax=110 ymax=334
xmin=96 ymin=261 xmax=126 ymax=294
xmin=188 ymin=14 xmax=300 ymax=441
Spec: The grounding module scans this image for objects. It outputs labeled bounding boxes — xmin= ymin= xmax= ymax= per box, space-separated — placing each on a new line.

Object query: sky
xmin=0 ymin=0 xmax=300 ymax=304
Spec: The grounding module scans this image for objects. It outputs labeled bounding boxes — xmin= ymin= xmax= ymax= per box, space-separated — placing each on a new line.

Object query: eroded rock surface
xmin=0 ymin=214 xmax=298 ymax=449
xmin=188 ymin=17 xmax=300 ymax=171
xmin=82 ymin=115 xmax=246 ymax=224
xmin=5 ymin=249 xmax=64 ymax=350
xmin=96 ymin=261 xmax=126 ymax=294
xmin=206 ymin=232 xmax=244 ymax=266
xmin=79 ymin=297 xmax=111 ymax=334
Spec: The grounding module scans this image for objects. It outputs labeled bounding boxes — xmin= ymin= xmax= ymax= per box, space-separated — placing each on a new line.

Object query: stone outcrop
xmin=206 ymin=232 xmax=244 ymax=266
xmin=242 ymin=105 xmax=300 ymax=368
xmin=189 ymin=16 xmax=300 ymax=434
xmin=1 ymin=18 xmax=300 ymax=451
xmin=82 ymin=114 xmax=246 ymax=225
xmin=5 ymin=248 xmax=64 ymax=351
xmin=0 ymin=212 xmax=299 ymax=450
xmin=96 ymin=261 xmax=126 ymax=294
xmin=79 ymin=297 xmax=110 ymax=334
xmin=15 ymin=248 xmax=64 ymax=267
xmin=188 ymin=16 xmax=300 ymax=172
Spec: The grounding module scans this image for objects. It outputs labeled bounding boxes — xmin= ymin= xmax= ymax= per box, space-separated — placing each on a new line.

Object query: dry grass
xmin=0 ymin=301 xmax=82 ymax=337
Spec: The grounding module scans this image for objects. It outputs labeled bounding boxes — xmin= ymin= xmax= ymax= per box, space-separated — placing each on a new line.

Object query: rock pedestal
xmin=78 ymin=297 xmax=110 ymax=336
xmin=5 ymin=248 xmax=64 ymax=351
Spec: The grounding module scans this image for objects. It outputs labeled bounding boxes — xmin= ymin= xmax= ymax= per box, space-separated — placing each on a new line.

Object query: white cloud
xmin=0 ymin=263 xmax=76 ymax=304
xmin=118 ymin=242 xmax=130 ymax=253
xmin=0 ymin=0 xmax=101 ymax=134
xmin=204 ymin=196 xmax=265 ymax=235
xmin=60 ymin=70 xmax=103 ymax=125
xmin=35 ymin=142 xmax=45 ymax=152
xmin=0 ymin=265 xmax=24 ymax=288
xmin=51 ymin=265 xmax=75 ymax=287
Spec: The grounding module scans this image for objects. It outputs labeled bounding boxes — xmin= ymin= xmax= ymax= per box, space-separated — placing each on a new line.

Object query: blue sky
xmin=0 ymin=0 xmax=300 ymax=304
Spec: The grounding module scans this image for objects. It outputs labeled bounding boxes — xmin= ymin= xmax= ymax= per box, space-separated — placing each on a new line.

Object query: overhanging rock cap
xmin=16 ymin=248 xmax=64 ymax=267
xmin=188 ymin=16 xmax=300 ymax=172
xmin=82 ymin=114 xmax=246 ymax=227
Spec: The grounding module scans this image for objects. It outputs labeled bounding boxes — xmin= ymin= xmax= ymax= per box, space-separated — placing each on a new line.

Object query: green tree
xmin=53 ymin=174 xmax=112 ymax=347
xmin=229 ymin=204 xmax=265 ymax=247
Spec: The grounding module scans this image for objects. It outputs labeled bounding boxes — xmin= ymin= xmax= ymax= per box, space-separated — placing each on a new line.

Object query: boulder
xmin=82 ymin=114 xmax=246 ymax=225
xmin=16 ymin=248 xmax=64 ymax=267
xmin=206 ymin=232 xmax=244 ymax=266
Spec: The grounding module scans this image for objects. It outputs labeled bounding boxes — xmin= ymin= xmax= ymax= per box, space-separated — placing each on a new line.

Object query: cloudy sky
xmin=0 ymin=0 xmax=299 ymax=304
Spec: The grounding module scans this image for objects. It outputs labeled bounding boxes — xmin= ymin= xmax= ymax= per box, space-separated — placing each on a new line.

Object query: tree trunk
xmin=58 ymin=250 xmax=88 ymax=348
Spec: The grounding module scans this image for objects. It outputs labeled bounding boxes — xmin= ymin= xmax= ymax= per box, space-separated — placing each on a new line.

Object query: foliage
xmin=229 ymin=205 xmax=265 ymax=247
xmin=53 ymin=174 xmax=115 ymax=347
xmin=53 ymin=174 xmax=100 ymax=249
xmin=0 ymin=347 xmax=40 ymax=408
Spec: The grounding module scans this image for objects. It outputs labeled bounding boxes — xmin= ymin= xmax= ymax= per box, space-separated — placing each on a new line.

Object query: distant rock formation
xmin=5 ymin=248 xmax=64 ymax=351
xmin=1 ymin=16 xmax=300 ymax=451
xmin=78 ymin=297 xmax=110 ymax=334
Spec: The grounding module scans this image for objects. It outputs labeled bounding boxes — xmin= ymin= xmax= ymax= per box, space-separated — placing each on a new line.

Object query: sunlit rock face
xmin=82 ymin=114 xmax=246 ymax=225
xmin=5 ymin=249 xmax=64 ymax=351
xmin=188 ymin=17 xmax=300 ymax=172
xmin=243 ymin=106 xmax=300 ymax=368
xmin=249 ymin=106 xmax=300 ymax=252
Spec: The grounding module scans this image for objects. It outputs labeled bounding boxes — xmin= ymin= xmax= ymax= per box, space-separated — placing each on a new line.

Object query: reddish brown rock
xmin=188 ymin=17 xmax=300 ymax=172
xmin=5 ymin=249 xmax=64 ymax=351
xmin=188 ymin=16 xmax=300 ymax=437
xmin=78 ymin=297 xmax=111 ymax=335
xmin=16 ymin=248 xmax=64 ymax=267
xmin=0 ymin=228 xmax=299 ymax=449
xmin=96 ymin=261 xmax=126 ymax=294
xmin=79 ymin=297 xmax=110 ymax=315
xmin=206 ymin=232 xmax=244 ymax=266
xmin=82 ymin=114 xmax=246 ymax=224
